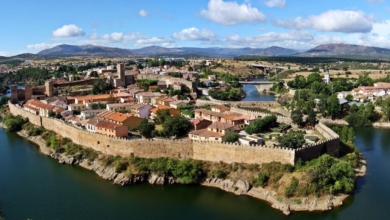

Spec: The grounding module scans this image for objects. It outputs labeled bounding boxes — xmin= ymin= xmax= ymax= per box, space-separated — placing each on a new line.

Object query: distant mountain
xmin=298 ymin=44 xmax=390 ymax=57
xmin=11 ymin=53 xmax=43 ymax=60
xmin=36 ymin=44 xmax=299 ymax=57
xmin=38 ymin=44 xmax=133 ymax=57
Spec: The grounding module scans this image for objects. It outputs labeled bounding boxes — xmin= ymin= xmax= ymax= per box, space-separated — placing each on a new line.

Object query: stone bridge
xmin=239 ymin=81 xmax=274 ymax=91
xmin=251 ymin=64 xmax=286 ymax=75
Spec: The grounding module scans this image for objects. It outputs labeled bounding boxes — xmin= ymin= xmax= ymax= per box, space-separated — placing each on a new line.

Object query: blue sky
xmin=1 ymin=0 xmax=390 ymax=56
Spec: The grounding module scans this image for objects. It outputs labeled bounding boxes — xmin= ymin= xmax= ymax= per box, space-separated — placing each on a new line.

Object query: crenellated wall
xmin=195 ymin=99 xmax=280 ymax=108
xmin=9 ymin=103 xmax=339 ymax=165
xmin=229 ymin=107 xmax=292 ymax=124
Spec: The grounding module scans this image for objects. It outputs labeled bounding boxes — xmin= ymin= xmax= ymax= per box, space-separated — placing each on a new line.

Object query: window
xmin=97 ymin=141 xmax=100 ymax=144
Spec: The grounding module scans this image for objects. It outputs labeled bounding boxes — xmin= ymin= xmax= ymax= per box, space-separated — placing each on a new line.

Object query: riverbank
xmin=0 ymin=122 xmax=366 ymax=216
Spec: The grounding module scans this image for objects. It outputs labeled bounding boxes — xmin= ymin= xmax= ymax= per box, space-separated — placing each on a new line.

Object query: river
xmin=242 ymin=78 xmax=275 ymax=102
xmin=0 ymin=126 xmax=389 ymax=219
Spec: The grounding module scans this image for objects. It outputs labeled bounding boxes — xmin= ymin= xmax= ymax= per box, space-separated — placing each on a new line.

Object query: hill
xmin=298 ymin=44 xmax=390 ymax=57
xmin=38 ymin=44 xmax=133 ymax=57
xmin=36 ymin=44 xmax=299 ymax=57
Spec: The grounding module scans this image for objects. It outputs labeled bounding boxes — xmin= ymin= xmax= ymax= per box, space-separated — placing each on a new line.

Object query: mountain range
xmin=3 ymin=44 xmax=390 ymax=59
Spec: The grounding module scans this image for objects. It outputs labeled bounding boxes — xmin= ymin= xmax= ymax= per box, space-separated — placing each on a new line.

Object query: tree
xmin=48 ymin=110 xmax=56 ymax=118
xmin=277 ymin=130 xmax=305 ymax=149
xmin=156 ymin=109 xmax=170 ymax=124
xmin=138 ymin=119 xmax=155 ymax=138
xmin=307 ymin=72 xmax=322 ymax=84
xmin=92 ymin=79 xmax=111 ymax=94
xmin=291 ymin=109 xmax=303 ymax=125
xmin=224 ymin=132 xmax=239 ymax=143
xmin=381 ymin=97 xmax=390 ymax=122
xmin=307 ymin=108 xmax=317 ymax=125
xmin=90 ymin=71 xmax=98 ymax=77
xmin=345 ymin=94 xmax=354 ymax=102
xmin=327 ymin=94 xmax=341 ymax=118
xmin=162 ymin=115 xmax=191 ymax=138
xmin=342 ymin=66 xmax=349 ymax=71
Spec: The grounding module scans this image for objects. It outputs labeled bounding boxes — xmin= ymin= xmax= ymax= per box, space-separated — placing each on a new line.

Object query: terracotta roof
xmin=105 ymin=112 xmax=131 ymax=123
xmin=131 ymin=103 xmax=151 ymax=110
xmin=212 ymin=105 xmax=230 ymax=112
xmin=189 ymin=129 xmax=224 ymax=137
xmin=96 ymin=120 xmax=126 ymax=130
xmin=26 ymin=99 xmax=55 ymax=111
xmin=150 ymin=105 xmax=171 ymax=114
xmin=208 ymin=121 xmax=234 ymax=130
xmin=107 ymin=103 xmax=135 ymax=108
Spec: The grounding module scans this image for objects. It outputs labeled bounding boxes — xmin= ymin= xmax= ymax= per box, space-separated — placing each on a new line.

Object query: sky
xmin=1 ymin=0 xmax=390 ymax=56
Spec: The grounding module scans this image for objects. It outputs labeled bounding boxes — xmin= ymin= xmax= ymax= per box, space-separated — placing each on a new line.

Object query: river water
xmin=0 ymin=126 xmax=389 ymax=219
xmin=242 ymin=78 xmax=275 ymax=102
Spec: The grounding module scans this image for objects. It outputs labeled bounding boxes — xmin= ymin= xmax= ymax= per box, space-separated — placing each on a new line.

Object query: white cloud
xmin=79 ymin=32 xmax=144 ymax=45
xmin=200 ymin=0 xmax=266 ymax=25
xmin=0 ymin=51 xmax=9 ymax=56
xmin=264 ymin=0 xmax=286 ymax=8
xmin=274 ymin=10 xmax=375 ymax=33
xmin=353 ymin=20 xmax=390 ymax=48
xmin=52 ymin=24 xmax=85 ymax=38
xmin=135 ymin=37 xmax=174 ymax=46
xmin=139 ymin=9 xmax=148 ymax=17
xmin=172 ymin=27 xmax=217 ymax=41
xmin=27 ymin=43 xmax=58 ymax=50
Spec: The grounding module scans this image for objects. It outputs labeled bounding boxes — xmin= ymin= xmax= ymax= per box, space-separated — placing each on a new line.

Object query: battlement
xmin=8 ymin=103 xmax=339 ymax=165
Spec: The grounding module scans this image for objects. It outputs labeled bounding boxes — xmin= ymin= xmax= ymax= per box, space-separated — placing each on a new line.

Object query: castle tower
xmin=24 ymin=84 xmax=33 ymax=101
xmin=117 ymin=63 xmax=125 ymax=80
xmin=45 ymin=80 xmax=54 ymax=97
xmin=10 ymin=85 xmax=19 ymax=101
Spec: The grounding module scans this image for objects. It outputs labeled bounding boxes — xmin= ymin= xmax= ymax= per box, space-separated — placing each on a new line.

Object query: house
xmin=98 ymin=110 xmax=143 ymax=129
xmin=130 ymin=103 xmax=154 ymax=119
xmin=68 ymin=104 xmax=87 ymax=112
xmin=106 ymin=103 xmax=135 ymax=112
xmin=211 ymin=105 xmax=230 ymax=113
xmin=221 ymin=113 xmax=246 ymax=130
xmin=171 ymin=82 xmax=183 ymax=90
xmin=49 ymin=99 xmax=68 ymax=109
xmin=169 ymin=100 xmax=188 ymax=109
xmin=80 ymin=109 xmax=106 ymax=120
xmin=129 ymin=88 xmax=144 ymax=98
xmin=24 ymin=99 xmax=55 ymax=117
xmin=337 ymin=91 xmax=351 ymax=100
xmin=191 ymin=118 xmax=212 ymax=131
xmin=239 ymin=135 xmax=264 ymax=146
xmin=188 ymin=121 xmax=235 ymax=142
xmin=136 ymin=92 xmax=162 ymax=104
xmin=95 ymin=120 xmax=128 ymax=138
xmin=150 ymin=105 xmax=181 ymax=119
xmin=157 ymin=81 xmax=168 ymax=90
xmin=86 ymin=117 xmax=100 ymax=133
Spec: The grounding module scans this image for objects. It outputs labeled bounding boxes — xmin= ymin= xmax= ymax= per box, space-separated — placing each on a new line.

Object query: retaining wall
xmin=9 ymin=103 xmax=340 ymax=166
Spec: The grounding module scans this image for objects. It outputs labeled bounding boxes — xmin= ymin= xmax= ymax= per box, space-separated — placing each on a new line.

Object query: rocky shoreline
xmin=0 ymin=124 xmax=366 ymax=216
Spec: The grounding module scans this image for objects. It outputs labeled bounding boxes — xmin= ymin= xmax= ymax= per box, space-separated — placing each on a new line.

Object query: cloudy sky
xmin=1 ymin=0 xmax=390 ymax=56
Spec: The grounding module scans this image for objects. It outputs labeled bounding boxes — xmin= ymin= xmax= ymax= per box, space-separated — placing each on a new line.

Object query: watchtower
xmin=45 ymin=80 xmax=54 ymax=97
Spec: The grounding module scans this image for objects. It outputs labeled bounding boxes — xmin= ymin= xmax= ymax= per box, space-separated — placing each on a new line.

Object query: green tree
xmin=381 ymin=97 xmax=390 ymax=122
xmin=291 ymin=109 xmax=303 ymax=125
xmin=307 ymin=108 xmax=317 ymax=125
xmin=307 ymin=72 xmax=322 ymax=84
xmin=156 ymin=109 xmax=170 ymax=124
xmin=138 ymin=119 xmax=155 ymax=138
xmin=277 ymin=130 xmax=305 ymax=149
xmin=327 ymin=94 xmax=341 ymax=118
xmin=92 ymin=78 xmax=111 ymax=94
xmin=345 ymin=94 xmax=354 ymax=102
xmin=162 ymin=115 xmax=191 ymax=138
xmin=224 ymin=132 xmax=239 ymax=143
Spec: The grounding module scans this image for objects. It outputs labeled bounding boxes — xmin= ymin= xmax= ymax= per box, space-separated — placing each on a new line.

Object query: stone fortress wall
xmin=195 ymin=99 xmax=280 ymax=108
xmin=9 ymin=103 xmax=339 ymax=165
